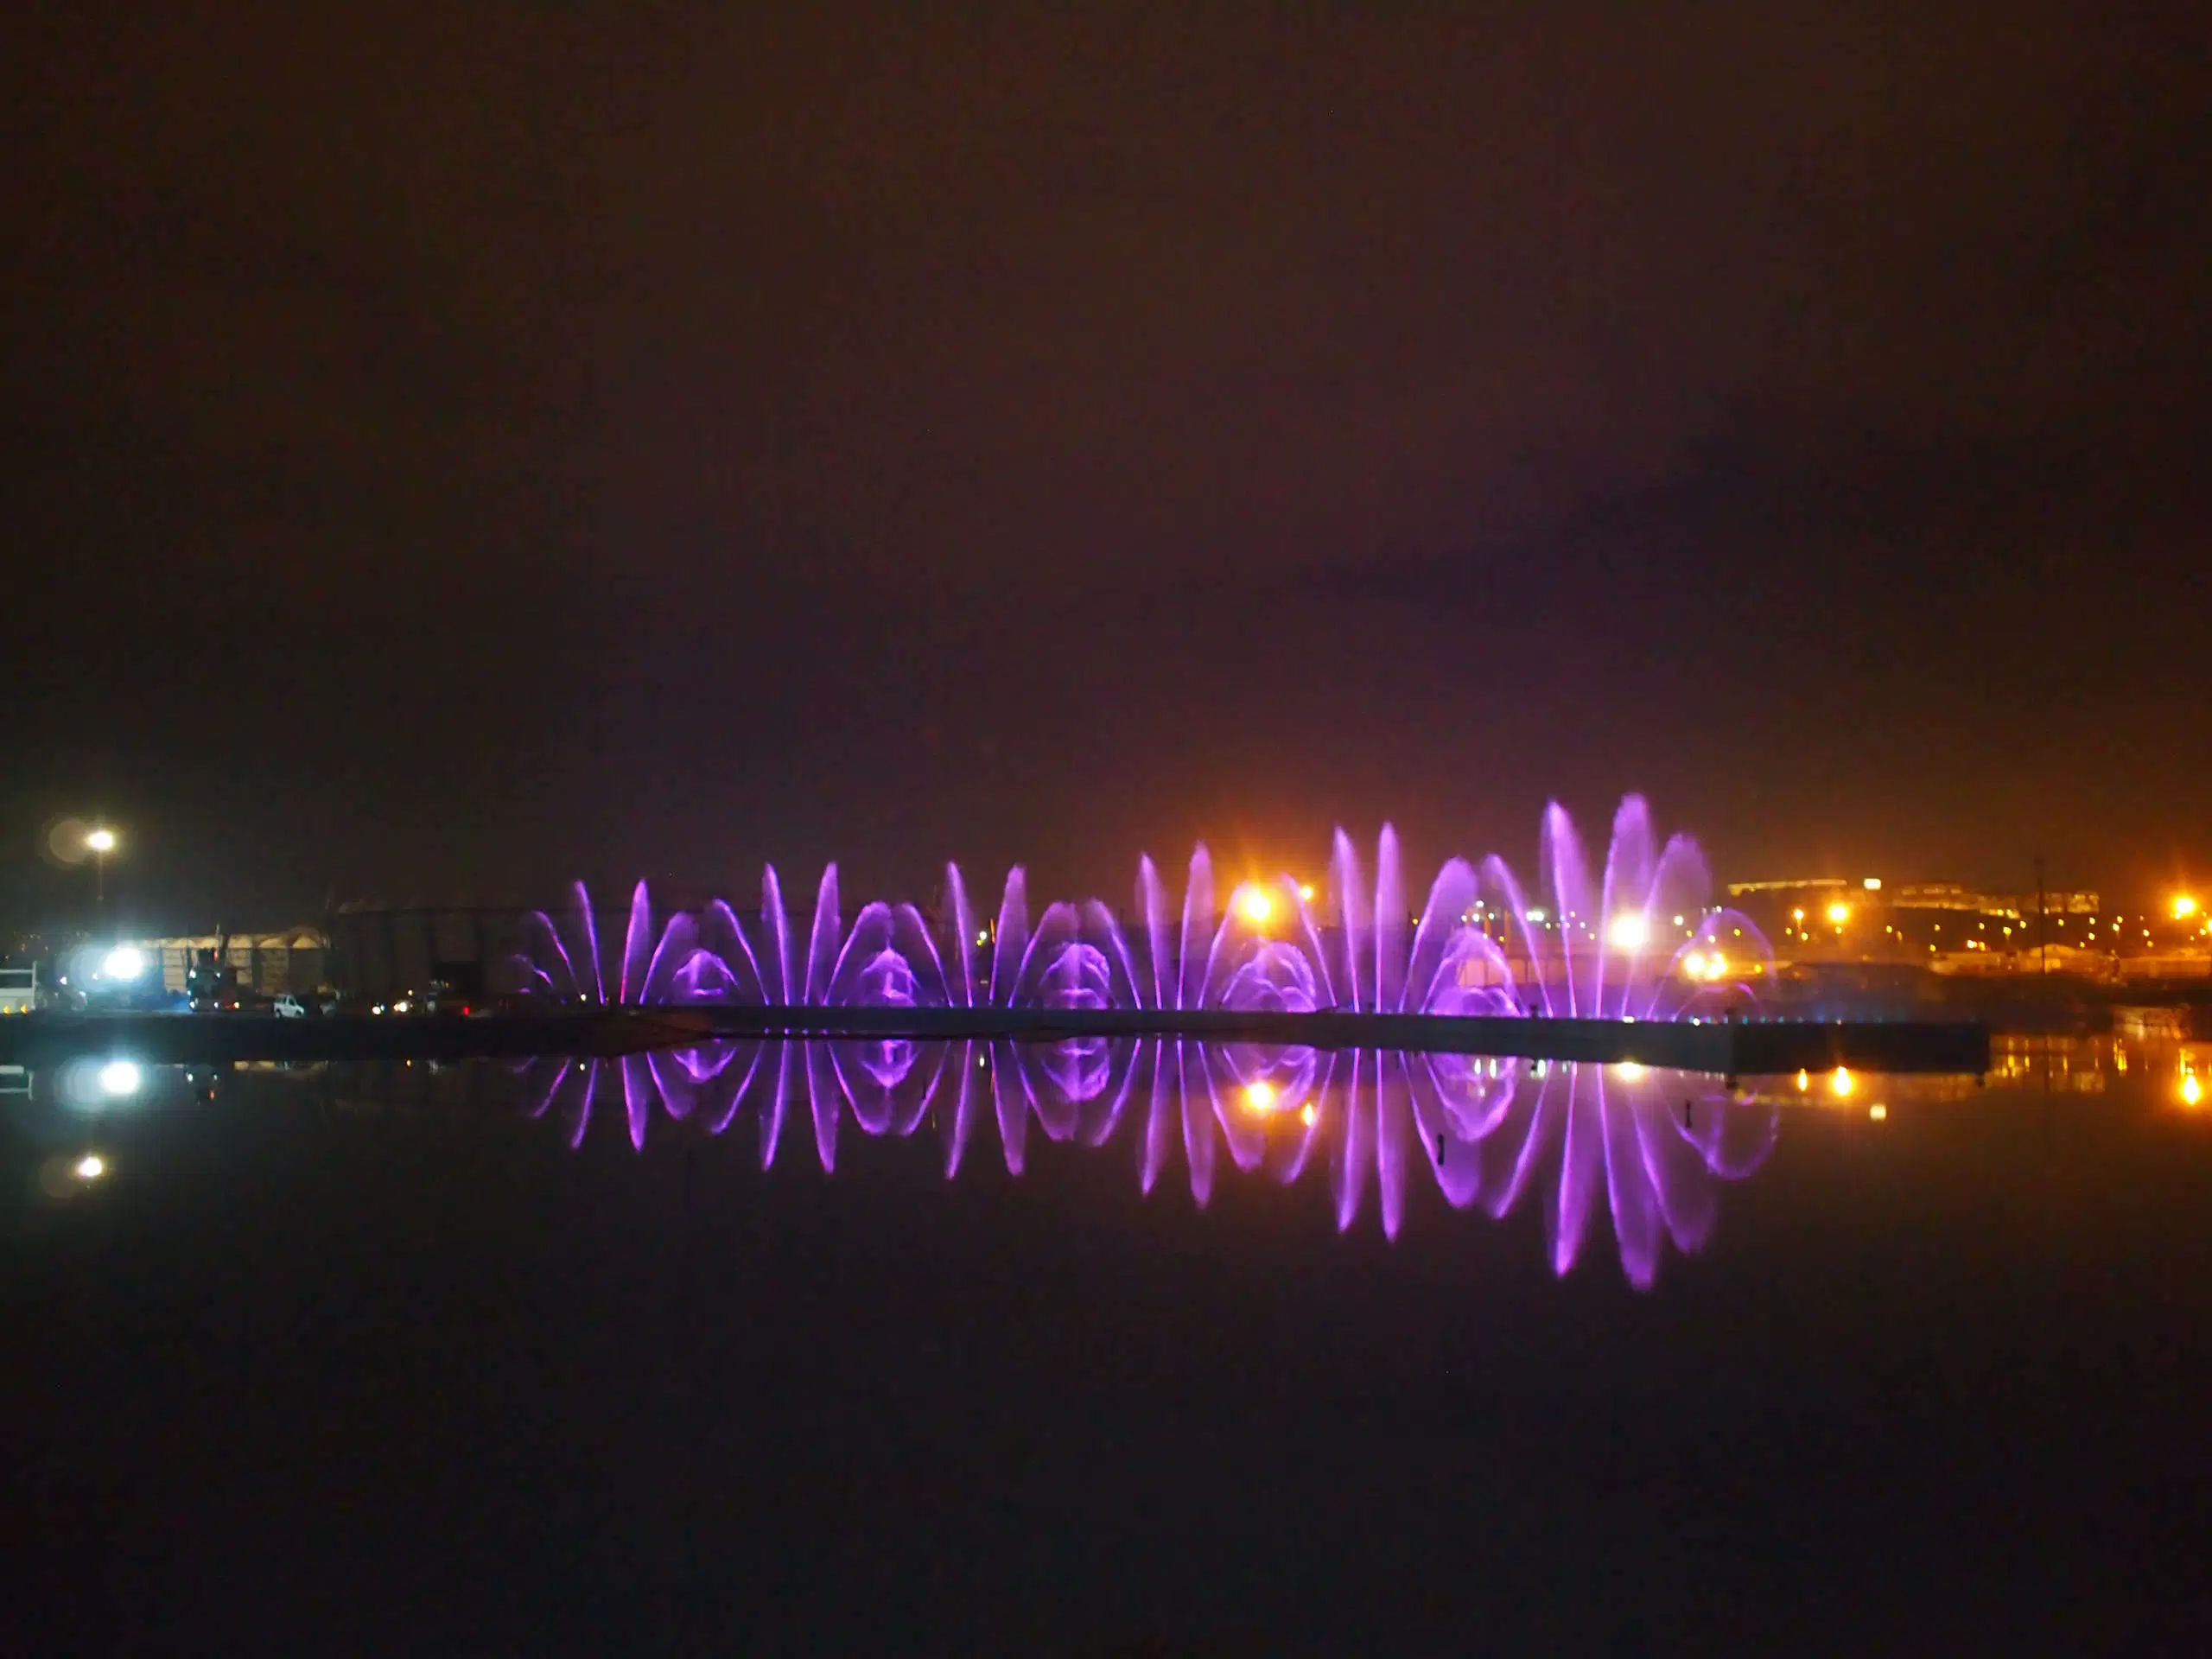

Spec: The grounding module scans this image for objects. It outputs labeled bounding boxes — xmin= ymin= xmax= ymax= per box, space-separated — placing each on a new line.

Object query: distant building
xmin=1890 ymin=883 xmax=2099 ymax=918
xmin=128 ymin=929 xmax=330 ymax=996
xmin=1719 ymin=874 xmax=2153 ymax=976
xmin=1725 ymin=878 xmax=1858 ymax=898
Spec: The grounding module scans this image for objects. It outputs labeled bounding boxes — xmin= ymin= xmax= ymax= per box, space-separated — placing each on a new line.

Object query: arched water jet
xmin=518 ymin=798 xmax=1772 ymax=1037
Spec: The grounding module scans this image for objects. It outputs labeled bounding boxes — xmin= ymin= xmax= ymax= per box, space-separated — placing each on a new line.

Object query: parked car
xmin=423 ymin=978 xmax=484 ymax=1017
xmin=272 ymin=994 xmax=308 ymax=1018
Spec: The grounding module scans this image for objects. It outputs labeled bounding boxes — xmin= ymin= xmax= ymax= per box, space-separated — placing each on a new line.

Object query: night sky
xmin=5 ymin=3 xmax=2207 ymax=930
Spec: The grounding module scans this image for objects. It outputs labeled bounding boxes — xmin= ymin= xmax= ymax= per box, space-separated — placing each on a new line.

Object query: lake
xmin=6 ymin=1037 xmax=2208 ymax=1650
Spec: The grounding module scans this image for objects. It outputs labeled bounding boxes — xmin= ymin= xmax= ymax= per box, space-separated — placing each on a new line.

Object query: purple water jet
xmin=518 ymin=797 xmax=1772 ymax=1037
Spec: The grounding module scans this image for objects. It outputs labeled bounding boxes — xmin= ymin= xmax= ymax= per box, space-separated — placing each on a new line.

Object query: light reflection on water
xmin=507 ymin=1043 xmax=1780 ymax=1287
xmin=12 ymin=1035 xmax=2209 ymax=1287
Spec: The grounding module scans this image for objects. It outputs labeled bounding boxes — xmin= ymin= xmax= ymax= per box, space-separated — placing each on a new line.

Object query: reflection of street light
xmin=98 ymin=1060 xmax=141 ymax=1098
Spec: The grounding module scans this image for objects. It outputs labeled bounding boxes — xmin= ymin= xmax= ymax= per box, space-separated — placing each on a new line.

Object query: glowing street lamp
xmin=2174 ymin=894 xmax=2200 ymax=922
xmin=1826 ymin=901 xmax=1851 ymax=925
xmin=84 ymin=825 xmax=119 ymax=911
xmin=1605 ymin=912 xmax=1650 ymax=952
xmin=1236 ymin=887 xmax=1274 ymax=928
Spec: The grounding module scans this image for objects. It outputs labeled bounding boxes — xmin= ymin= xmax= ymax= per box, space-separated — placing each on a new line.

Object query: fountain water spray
xmin=518 ymin=796 xmax=1770 ymax=1026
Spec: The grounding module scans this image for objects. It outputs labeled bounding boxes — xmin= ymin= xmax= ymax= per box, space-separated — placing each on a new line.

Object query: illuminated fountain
xmin=521 ymin=1039 xmax=1779 ymax=1288
xmin=518 ymin=795 xmax=1770 ymax=1025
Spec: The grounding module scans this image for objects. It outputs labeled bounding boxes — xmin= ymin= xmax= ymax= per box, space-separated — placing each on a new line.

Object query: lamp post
xmin=85 ymin=826 xmax=118 ymax=913
xmin=2177 ymin=895 xmax=2206 ymax=979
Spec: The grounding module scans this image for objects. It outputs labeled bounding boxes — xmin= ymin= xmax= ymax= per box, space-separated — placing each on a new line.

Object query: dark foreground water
xmin=5 ymin=1039 xmax=2209 ymax=1652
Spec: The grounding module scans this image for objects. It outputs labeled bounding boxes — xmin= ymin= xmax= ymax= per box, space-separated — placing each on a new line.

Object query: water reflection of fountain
xmin=518 ymin=796 xmax=1771 ymax=1025
xmin=522 ymin=1042 xmax=1777 ymax=1288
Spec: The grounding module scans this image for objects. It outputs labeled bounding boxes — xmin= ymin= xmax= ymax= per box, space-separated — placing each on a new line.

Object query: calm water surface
xmin=5 ymin=1038 xmax=2209 ymax=1650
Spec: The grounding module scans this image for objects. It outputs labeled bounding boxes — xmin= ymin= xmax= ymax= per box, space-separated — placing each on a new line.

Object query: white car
xmin=271 ymin=994 xmax=308 ymax=1018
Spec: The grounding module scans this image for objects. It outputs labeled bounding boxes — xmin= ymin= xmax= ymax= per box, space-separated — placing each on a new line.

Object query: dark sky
xmin=4 ymin=3 xmax=2207 ymax=929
